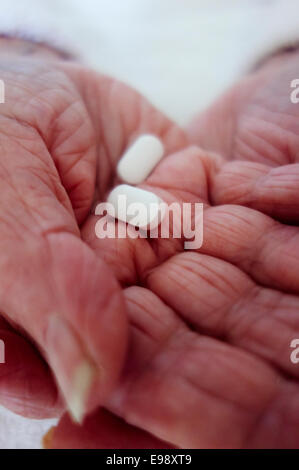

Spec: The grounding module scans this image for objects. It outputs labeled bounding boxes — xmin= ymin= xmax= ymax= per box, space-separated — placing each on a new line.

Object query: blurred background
xmin=0 ymin=0 xmax=294 ymax=448
xmin=0 ymin=0 xmax=290 ymax=125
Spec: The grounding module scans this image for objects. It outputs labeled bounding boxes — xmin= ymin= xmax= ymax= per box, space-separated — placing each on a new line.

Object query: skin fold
xmin=0 ymin=41 xmax=299 ymax=448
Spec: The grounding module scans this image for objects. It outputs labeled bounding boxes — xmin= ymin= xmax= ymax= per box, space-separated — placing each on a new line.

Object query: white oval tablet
xmin=117 ymin=135 xmax=164 ymax=185
xmin=107 ymin=184 xmax=165 ymax=230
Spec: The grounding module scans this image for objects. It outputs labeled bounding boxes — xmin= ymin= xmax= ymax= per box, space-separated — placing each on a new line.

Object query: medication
xmin=117 ymin=135 xmax=164 ymax=184
xmin=107 ymin=184 xmax=165 ymax=230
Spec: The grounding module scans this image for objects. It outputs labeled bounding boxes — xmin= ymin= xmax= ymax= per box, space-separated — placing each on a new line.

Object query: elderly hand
xmin=189 ymin=49 xmax=299 ymax=223
xmin=0 ymin=39 xmax=186 ymax=422
xmin=3 ymin=41 xmax=299 ymax=449
xmin=48 ymin=50 xmax=299 ymax=449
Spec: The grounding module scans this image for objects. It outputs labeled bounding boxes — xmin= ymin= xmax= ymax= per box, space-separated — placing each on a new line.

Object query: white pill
xmin=107 ymin=184 xmax=165 ymax=230
xmin=117 ymin=135 xmax=164 ymax=184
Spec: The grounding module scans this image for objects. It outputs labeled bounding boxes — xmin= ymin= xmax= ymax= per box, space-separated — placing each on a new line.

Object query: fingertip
xmin=44 ymin=233 xmax=128 ymax=422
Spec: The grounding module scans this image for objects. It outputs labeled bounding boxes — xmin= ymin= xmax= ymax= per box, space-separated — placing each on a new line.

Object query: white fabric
xmin=0 ymin=406 xmax=56 ymax=449
xmin=245 ymin=1 xmax=299 ymax=70
xmin=0 ymin=0 xmax=298 ymax=124
xmin=0 ymin=0 xmax=298 ymax=449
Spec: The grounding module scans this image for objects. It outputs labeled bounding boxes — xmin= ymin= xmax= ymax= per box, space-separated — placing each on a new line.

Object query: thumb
xmin=188 ymin=51 xmax=299 ymax=166
xmin=0 ymin=124 xmax=127 ymax=424
xmin=187 ymin=85 xmax=237 ymax=159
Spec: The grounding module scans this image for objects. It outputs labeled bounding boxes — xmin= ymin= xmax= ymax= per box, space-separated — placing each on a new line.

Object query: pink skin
xmin=0 ymin=43 xmax=186 ymax=419
xmin=2 ymin=42 xmax=299 ymax=448
xmin=46 ymin=409 xmax=173 ymax=449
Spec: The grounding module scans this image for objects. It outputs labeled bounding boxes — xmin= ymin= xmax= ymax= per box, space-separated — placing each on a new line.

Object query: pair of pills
xmin=107 ymin=135 xmax=165 ymax=230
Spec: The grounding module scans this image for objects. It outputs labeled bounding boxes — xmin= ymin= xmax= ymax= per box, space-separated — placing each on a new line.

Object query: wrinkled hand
xmin=189 ymin=49 xmax=299 ymax=222
xmin=50 ymin=50 xmax=299 ymax=449
xmin=0 ymin=42 xmax=185 ymax=421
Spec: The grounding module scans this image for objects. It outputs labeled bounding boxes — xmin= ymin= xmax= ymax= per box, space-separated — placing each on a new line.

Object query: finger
xmin=62 ymin=67 xmax=188 ymax=197
xmin=44 ymin=408 xmax=173 ymax=449
xmin=0 ymin=124 xmax=127 ymax=423
xmin=106 ymin=287 xmax=296 ymax=449
xmin=1 ymin=58 xmax=99 ymax=225
xmin=0 ymin=316 xmax=62 ymax=419
xmin=82 ymin=146 xmax=210 ymax=284
xmin=188 ymin=51 xmax=299 ymax=168
xmin=148 ymin=149 xmax=299 ymax=295
xmin=202 ymin=204 xmax=299 ymax=295
xmin=146 ymin=251 xmax=299 ymax=379
xmin=47 ymin=100 xmax=97 ymax=225
xmin=84 ymin=146 xmax=299 ymax=297
xmin=211 ymin=161 xmax=299 ymax=223
xmin=187 ymin=86 xmax=236 ymax=160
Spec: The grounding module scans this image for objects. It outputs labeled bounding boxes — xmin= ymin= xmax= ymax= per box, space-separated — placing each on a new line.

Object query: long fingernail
xmin=46 ymin=315 xmax=96 ymax=424
xmin=68 ymin=360 xmax=95 ymax=424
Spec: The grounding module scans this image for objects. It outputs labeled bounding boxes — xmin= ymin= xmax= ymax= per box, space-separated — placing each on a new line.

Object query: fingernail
xmin=46 ymin=315 xmax=96 ymax=425
xmin=68 ymin=359 xmax=95 ymax=424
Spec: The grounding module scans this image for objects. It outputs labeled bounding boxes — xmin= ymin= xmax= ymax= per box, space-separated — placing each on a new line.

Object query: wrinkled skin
xmin=0 ymin=44 xmax=185 ymax=420
xmin=1 ymin=44 xmax=299 ymax=448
